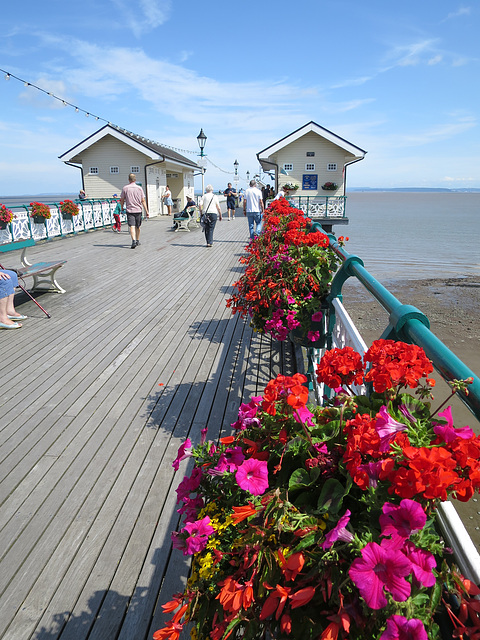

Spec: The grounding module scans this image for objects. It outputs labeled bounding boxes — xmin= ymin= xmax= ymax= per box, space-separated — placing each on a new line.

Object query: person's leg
xmin=247 ymin=213 xmax=255 ymax=239
xmin=255 ymin=212 xmax=263 ymax=235
xmin=0 ymin=280 xmax=21 ymax=327
xmin=126 ymin=214 xmax=137 ymax=247
xmin=208 ymin=216 xmax=217 ymax=245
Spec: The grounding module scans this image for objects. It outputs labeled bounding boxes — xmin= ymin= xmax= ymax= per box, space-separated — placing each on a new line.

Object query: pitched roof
xmin=257 ymin=121 xmax=367 ymax=160
xmin=59 ymin=124 xmax=200 ymax=170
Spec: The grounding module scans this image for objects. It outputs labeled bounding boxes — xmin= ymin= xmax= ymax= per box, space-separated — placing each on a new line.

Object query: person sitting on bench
xmin=174 ymin=195 xmax=196 ymax=220
xmin=0 ymin=270 xmax=27 ymax=329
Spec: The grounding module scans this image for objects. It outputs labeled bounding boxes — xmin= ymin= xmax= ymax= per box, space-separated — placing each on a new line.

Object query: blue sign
xmin=302 ymin=174 xmax=318 ymax=190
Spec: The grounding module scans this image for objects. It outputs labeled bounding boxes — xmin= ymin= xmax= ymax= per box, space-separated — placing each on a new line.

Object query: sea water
xmin=343 ymin=192 xmax=480 ymax=281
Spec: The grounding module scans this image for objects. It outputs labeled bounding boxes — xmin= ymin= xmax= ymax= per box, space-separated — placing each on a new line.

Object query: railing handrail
xmin=310 ymin=221 xmax=480 ymax=421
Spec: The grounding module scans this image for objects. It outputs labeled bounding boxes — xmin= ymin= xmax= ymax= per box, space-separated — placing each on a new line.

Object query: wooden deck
xmin=0 ymin=213 xmax=295 ymax=640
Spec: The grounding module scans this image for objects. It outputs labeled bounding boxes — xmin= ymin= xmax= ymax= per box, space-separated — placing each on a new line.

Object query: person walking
xmin=223 ymin=182 xmax=237 ymax=221
xmin=200 ymin=185 xmax=221 ymax=247
xmin=120 ymin=173 xmax=149 ymax=249
xmin=162 ymin=185 xmax=173 ymax=216
xmin=243 ymin=179 xmax=264 ymax=240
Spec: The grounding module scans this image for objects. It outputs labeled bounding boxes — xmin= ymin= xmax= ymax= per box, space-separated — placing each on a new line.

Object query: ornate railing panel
xmin=0 ymin=199 xmax=121 ymax=245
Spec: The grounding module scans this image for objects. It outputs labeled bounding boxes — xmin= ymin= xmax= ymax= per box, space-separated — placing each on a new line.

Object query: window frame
xmin=327 ymin=163 xmax=338 ymax=172
xmin=305 ymin=163 xmax=316 ymax=171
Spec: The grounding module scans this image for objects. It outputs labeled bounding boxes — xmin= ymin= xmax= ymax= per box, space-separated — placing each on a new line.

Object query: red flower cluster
xmin=317 ymin=342 xmax=480 ymax=503
xmin=316 ymin=346 xmax=364 ymax=389
xmin=262 ymin=373 xmax=309 ymax=416
xmin=226 ymin=199 xmax=339 ymax=341
xmin=364 ymin=340 xmax=435 ymax=392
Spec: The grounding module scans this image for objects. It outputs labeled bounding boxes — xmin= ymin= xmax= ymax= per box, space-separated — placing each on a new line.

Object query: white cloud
xmin=110 ymin=0 xmax=171 ymax=37
xmin=442 ymin=6 xmax=471 ymax=22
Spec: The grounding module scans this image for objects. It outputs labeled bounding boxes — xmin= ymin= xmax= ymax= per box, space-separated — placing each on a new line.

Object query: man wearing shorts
xmin=120 ymin=173 xmax=149 ymax=249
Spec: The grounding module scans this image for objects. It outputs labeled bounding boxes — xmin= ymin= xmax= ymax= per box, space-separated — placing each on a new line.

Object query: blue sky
xmin=0 ymin=0 xmax=478 ymax=195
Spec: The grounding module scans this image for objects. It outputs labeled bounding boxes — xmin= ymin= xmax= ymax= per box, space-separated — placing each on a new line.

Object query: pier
xmin=0 ymin=213 xmax=294 ymax=639
xmin=1 ymin=207 xmax=480 ymax=639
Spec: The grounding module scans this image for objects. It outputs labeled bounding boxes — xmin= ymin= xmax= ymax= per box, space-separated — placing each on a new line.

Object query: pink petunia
xmin=236 ymin=458 xmax=269 ymax=495
xmin=403 ymin=541 xmax=437 ymax=588
xmin=307 ymin=330 xmax=320 ymax=342
xmin=380 ymin=615 xmax=428 ymax=640
xmin=349 ymin=541 xmax=411 ymax=609
xmin=358 ymin=460 xmax=384 ymax=489
xmin=294 ymin=406 xmax=315 ymax=427
xmin=375 ymin=406 xmax=408 ymax=452
xmin=172 ymin=438 xmax=193 ymax=471
xmin=231 ymin=398 xmax=262 ymax=430
xmin=311 ymin=311 xmax=323 ymax=322
xmin=379 ymin=499 xmax=426 ymax=548
xmin=182 ymin=516 xmax=215 ymax=555
xmin=433 ymin=406 xmax=474 ymax=443
xmin=224 ymin=446 xmax=245 ymax=471
xmin=322 ymin=510 xmax=354 ymax=550
xmin=175 ymin=467 xmax=203 ymax=503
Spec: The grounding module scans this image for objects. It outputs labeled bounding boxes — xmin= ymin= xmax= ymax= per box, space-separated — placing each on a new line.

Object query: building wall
xmin=271 ymin=131 xmax=356 ymax=196
xmin=72 ymin=135 xmax=196 ymax=217
xmin=80 ymin=136 xmax=149 ymax=198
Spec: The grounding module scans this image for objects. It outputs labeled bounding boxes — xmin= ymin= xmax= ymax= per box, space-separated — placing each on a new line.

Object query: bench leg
xmin=30 ymin=266 xmax=66 ymax=293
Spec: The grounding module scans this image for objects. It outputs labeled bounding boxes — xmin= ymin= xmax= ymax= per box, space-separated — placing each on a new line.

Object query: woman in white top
xmin=162 ymin=185 xmax=173 ymax=215
xmin=200 ymin=185 xmax=222 ymax=247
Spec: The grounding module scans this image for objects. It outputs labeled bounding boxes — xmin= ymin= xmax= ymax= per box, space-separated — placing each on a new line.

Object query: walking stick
xmin=0 ymin=262 xmax=51 ymax=318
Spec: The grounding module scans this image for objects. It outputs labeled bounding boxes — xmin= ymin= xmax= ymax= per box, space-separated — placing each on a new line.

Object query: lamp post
xmin=233 ymin=159 xmax=239 ymax=192
xmin=246 ymin=170 xmax=250 ymax=184
xmin=197 ymin=128 xmax=207 ymax=195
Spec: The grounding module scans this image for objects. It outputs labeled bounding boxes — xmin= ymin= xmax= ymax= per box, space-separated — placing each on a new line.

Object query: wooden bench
xmin=0 ymin=238 xmax=67 ymax=293
xmin=173 ymin=206 xmax=199 ymax=232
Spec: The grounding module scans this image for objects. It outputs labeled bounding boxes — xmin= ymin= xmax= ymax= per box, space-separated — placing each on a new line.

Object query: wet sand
xmin=342 ymin=275 xmax=480 ymax=553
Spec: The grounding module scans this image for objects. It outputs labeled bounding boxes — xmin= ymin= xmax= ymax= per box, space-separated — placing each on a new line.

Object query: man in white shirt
xmin=243 ymin=180 xmax=264 ymax=239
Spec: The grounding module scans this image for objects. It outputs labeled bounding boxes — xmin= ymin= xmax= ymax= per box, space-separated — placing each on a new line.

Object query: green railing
xmin=310 ymin=221 xmax=480 ymax=421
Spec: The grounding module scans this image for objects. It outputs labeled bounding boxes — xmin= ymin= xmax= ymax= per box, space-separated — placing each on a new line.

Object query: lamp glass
xmin=197 ymin=129 xmax=207 ymax=151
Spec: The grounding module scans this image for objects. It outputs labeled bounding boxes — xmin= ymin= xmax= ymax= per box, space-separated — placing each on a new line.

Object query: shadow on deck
xmin=0 ymin=214 xmax=295 ymax=639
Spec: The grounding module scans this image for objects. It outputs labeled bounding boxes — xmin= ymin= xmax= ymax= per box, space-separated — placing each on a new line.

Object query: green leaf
xmin=317 ymin=478 xmax=347 ymax=514
xmin=289 ymin=467 xmax=320 ymax=491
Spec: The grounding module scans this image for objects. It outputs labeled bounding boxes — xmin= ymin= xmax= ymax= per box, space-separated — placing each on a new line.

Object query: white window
xmin=305 ymin=163 xmax=315 ymax=171
xmin=110 ymin=166 xmax=119 ymax=174
xmin=283 ymin=163 xmax=293 ymax=171
xmin=327 ymin=163 xmax=337 ymax=171
xmin=131 ymin=166 xmax=140 ymax=173
xmin=89 ymin=167 xmax=98 ymax=174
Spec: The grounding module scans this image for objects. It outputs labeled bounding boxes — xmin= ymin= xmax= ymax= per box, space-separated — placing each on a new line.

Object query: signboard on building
xmin=302 ymin=174 xmax=318 ymax=190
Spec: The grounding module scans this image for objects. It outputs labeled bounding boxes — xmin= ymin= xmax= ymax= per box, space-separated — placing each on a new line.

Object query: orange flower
xmin=231 ymin=503 xmax=258 ymax=525
xmin=290 ymin=586 xmax=315 ymax=609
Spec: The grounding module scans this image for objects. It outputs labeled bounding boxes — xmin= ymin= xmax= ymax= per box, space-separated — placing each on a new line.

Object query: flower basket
xmin=283 ymin=182 xmax=299 ymax=191
xmin=322 ymin=182 xmax=338 ymax=191
xmin=29 ymin=202 xmax=51 ymax=221
xmin=227 ymin=199 xmax=340 ymax=342
xmin=0 ymin=203 xmax=15 ymax=227
xmin=59 ymin=200 xmax=79 ymax=218
xmin=156 ymin=341 xmax=480 ymax=640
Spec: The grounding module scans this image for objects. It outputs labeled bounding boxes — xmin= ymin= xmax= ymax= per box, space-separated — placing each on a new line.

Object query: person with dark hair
xmin=223 ymin=182 xmax=237 ymax=221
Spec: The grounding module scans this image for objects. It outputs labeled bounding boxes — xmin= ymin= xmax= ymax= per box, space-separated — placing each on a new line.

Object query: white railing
xmin=0 ymin=200 xmax=121 ymax=244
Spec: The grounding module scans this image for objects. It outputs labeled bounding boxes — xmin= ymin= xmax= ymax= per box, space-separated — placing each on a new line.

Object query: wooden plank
xmin=0 ymin=214 xmax=296 ymax=639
